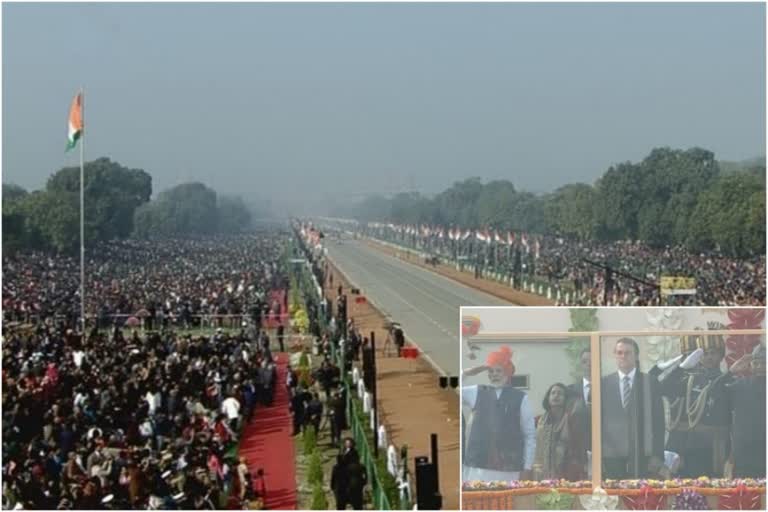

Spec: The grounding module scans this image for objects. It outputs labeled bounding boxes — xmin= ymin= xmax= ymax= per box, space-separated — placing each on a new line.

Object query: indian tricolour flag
xmin=66 ymin=92 xmax=83 ymax=151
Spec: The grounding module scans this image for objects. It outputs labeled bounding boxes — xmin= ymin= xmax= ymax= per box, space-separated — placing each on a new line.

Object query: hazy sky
xmin=3 ymin=2 xmax=765 ymax=215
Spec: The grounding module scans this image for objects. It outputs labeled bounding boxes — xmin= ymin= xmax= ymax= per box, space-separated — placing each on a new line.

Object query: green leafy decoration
xmin=302 ymin=427 xmax=317 ymax=455
xmin=566 ymin=308 xmax=598 ymax=379
xmin=535 ymin=489 xmax=575 ymax=510
xmin=310 ymin=483 xmax=328 ymax=510
xmin=307 ymin=450 xmax=324 ymax=485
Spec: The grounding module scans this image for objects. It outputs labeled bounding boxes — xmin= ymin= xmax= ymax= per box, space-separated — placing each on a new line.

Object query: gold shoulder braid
xmin=668 ymin=396 xmax=685 ymax=431
xmin=685 ymin=375 xmax=710 ymax=430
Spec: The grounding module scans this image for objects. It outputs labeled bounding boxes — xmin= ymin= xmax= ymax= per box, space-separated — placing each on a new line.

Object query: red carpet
xmin=238 ymin=353 xmax=298 ymax=510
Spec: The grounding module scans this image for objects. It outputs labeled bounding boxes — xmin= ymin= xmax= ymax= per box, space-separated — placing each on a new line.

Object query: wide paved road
xmin=324 ymin=240 xmax=510 ymax=376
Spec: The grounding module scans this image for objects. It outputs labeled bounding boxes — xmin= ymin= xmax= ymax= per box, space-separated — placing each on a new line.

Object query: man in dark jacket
xmin=728 ymin=343 xmax=766 ymax=478
xmin=330 ymin=455 xmax=348 ymax=510
xmin=344 ymin=455 xmax=367 ymax=510
xmin=328 ymin=391 xmax=345 ymax=447
xmin=567 ymin=347 xmax=592 ymax=476
xmin=601 ymin=338 xmax=665 ymax=479
xmin=305 ymin=393 xmax=323 ymax=434
xmin=290 ymin=387 xmax=310 ymax=436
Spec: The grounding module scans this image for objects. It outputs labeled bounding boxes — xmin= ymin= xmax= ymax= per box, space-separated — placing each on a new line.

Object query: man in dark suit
xmin=728 ymin=343 xmax=766 ymax=478
xmin=344 ymin=455 xmax=368 ymax=510
xmin=601 ymin=338 xmax=665 ymax=479
xmin=330 ymin=455 xmax=348 ymax=510
xmin=568 ymin=348 xmax=592 ymax=408
xmin=567 ymin=347 xmax=592 ymax=475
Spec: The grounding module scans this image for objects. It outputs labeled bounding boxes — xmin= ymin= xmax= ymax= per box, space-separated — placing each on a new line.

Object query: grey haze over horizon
xmin=3 ymin=2 xmax=765 ymax=216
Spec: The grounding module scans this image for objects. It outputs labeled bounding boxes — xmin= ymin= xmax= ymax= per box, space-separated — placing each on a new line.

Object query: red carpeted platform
xmin=237 ymin=353 xmax=297 ymax=510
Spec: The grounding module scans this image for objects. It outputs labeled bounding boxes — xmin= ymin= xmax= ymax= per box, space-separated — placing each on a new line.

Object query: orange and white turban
xmin=486 ymin=346 xmax=515 ymax=377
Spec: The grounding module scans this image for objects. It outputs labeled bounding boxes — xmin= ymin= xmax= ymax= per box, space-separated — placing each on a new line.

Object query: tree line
xmin=335 ymin=147 xmax=765 ymax=258
xmin=3 ymin=157 xmax=257 ymax=254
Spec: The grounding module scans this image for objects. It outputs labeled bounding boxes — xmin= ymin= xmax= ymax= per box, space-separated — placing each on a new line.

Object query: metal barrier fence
xmin=344 ymin=378 xmax=393 ymax=510
xmin=292 ymin=245 xmax=401 ymax=510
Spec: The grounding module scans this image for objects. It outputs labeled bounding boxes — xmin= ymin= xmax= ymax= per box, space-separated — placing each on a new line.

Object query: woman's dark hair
xmin=542 ymin=382 xmax=568 ymax=412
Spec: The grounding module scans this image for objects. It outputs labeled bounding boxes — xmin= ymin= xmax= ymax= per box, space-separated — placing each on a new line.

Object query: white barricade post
xmin=363 ymin=391 xmax=371 ymax=413
xmin=387 ymin=444 xmax=399 ymax=477
xmin=370 ymin=408 xmax=375 ymax=431
xmin=352 ymin=366 xmax=360 ymax=385
xmin=378 ymin=425 xmax=387 ymax=449
xmin=357 ymin=379 xmax=365 ymax=400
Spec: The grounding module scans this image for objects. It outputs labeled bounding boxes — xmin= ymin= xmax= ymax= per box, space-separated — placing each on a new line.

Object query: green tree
xmin=47 ymin=157 xmax=152 ymax=241
xmin=2 ymin=184 xmax=31 ymax=252
xmin=689 ymin=172 xmax=765 ymax=257
xmin=476 ymin=180 xmax=518 ymax=228
xmin=339 ymin=147 xmax=762 ymax=253
xmin=433 ymin=177 xmax=484 ymax=226
xmin=594 ymin=148 xmax=719 ymax=244
xmin=4 ymin=159 xmax=152 ymax=253
xmin=133 ymin=182 xmax=218 ymax=238
xmin=2 ymin=183 xmax=28 ymax=204
xmin=544 ymin=183 xmax=597 ymax=239
xmin=217 ymin=195 xmax=252 ymax=233
xmin=389 ymin=192 xmax=428 ymax=224
xmin=23 ymin=190 xmax=81 ymax=253
xmin=593 ymin=161 xmax=642 ymax=240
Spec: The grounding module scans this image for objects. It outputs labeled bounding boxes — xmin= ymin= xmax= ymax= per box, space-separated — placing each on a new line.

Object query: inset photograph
xmin=461 ymin=307 xmax=766 ymax=510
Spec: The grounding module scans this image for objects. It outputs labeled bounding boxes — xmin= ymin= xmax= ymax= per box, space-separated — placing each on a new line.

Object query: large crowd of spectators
xmin=533 ymin=239 xmax=766 ymax=306
xmin=2 ymin=232 xmax=290 ymax=509
xmin=360 ymin=227 xmax=766 ymax=306
xmin=3 ymin=234 xmax=287 ymax=328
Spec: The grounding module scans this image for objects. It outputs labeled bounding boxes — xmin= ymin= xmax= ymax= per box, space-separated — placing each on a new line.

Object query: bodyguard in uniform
xmin=657 ymin=326 xmax=733 ymax=478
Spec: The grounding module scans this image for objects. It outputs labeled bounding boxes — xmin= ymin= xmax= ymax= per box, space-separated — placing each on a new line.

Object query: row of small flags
xmin=368 ymin=222 xmax=541 ymax=255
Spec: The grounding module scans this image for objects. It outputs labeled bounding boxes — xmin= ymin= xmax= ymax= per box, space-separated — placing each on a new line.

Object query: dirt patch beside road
xmin=325 ymin=261 xmax=461 ymax=510
xmin=365 ymin=239 xmax=555 ymax=306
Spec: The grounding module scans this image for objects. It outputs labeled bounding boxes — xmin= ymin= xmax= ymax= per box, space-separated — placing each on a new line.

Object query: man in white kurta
xmin=462 ymin=346 xmax=536 ymax=482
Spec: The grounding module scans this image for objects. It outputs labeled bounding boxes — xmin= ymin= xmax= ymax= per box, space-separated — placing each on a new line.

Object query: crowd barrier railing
xmin=292 ymin=238 xmax=404 ymax=510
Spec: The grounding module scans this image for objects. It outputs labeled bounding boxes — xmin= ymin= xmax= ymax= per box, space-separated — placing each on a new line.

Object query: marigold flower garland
xmin=462 ymin=477 xmax=766 ymax=510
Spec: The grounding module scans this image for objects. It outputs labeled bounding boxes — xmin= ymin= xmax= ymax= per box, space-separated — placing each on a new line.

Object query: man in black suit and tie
xmin=601 ymin=338 xmax=665 ymax=479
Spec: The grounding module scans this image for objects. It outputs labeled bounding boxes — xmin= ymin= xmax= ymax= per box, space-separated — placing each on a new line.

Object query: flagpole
xmin=80 ymin=87 xmax=85 ymax=333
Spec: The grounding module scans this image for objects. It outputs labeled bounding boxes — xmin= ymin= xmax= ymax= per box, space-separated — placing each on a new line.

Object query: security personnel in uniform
xmin=657 ymin=325 xmax=733 ymax=478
